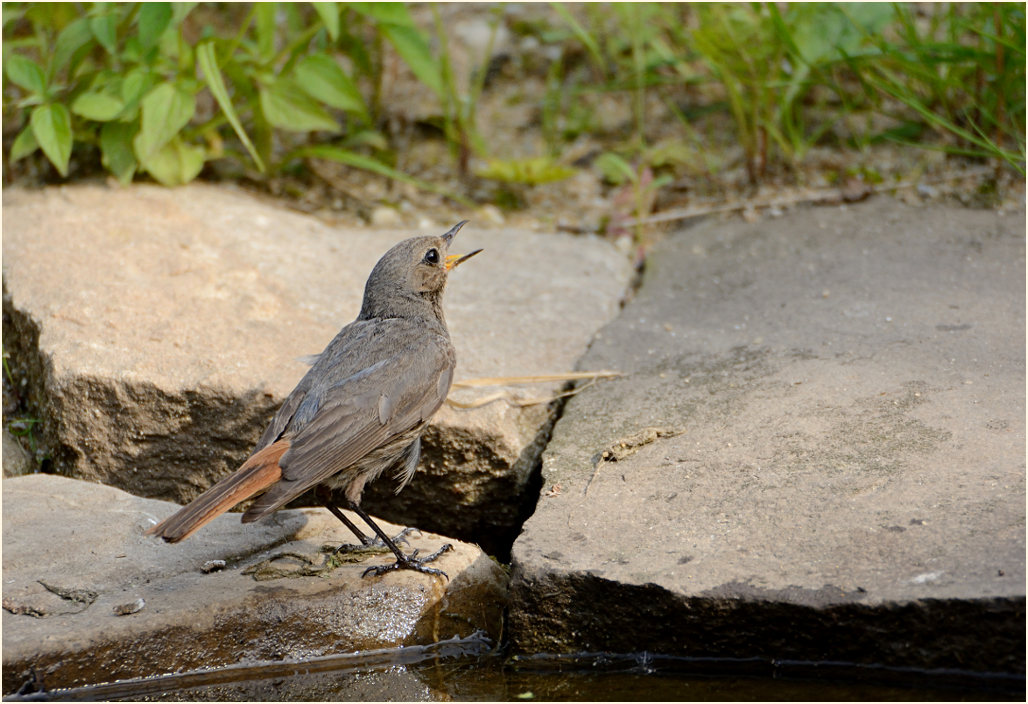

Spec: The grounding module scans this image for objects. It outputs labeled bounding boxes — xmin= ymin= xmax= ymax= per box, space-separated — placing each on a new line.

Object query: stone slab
xmin=1 ymin=473 xmax=507 ymax=694
xmin=1 ymin=184 xmax=631 ymax=555
xmin=509 ymin=197 xmax=1026 ymax=673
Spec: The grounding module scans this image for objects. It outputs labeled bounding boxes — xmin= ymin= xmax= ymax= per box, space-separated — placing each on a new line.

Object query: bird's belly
xmin=322 ymin=422 xmax=426 ymax=499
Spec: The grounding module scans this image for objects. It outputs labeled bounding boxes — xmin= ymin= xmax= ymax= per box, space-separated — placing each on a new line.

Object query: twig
xmin=621 ymin=166 xmax=996 ymax=228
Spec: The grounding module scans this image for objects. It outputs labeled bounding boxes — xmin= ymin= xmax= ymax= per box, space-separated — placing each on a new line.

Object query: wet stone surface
xmin=1 ymin=474 xmax=507 ymax=694
xmin=508 ymin=197 xmax=1026 ymax=673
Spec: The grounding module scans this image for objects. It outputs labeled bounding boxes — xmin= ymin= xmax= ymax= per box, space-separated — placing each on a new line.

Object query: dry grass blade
xmin=446 ymin=370 xmax=620 ymax=409
xmin=451 ymin=370 xmax=621 ymax=388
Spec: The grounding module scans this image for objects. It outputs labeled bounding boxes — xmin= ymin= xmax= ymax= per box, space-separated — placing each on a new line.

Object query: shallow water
xmin=8 ymin=635 xmax=1020 ymax=702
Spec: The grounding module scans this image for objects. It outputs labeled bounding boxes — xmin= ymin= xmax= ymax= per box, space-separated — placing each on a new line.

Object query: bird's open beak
xmin=445 ymin=249 xmax=483 ymax=270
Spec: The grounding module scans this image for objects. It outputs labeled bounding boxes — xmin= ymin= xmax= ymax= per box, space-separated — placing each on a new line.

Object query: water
xmin=7 ymin=635 xmax=1021 ymax=701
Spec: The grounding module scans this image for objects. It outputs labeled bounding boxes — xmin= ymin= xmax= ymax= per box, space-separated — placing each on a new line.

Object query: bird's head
xmin=359 ymin=221 xmax=481 ymax=322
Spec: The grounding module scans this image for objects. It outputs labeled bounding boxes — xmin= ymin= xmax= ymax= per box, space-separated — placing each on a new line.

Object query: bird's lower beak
xmin=445 ymin=249 xmax=483 ymax=270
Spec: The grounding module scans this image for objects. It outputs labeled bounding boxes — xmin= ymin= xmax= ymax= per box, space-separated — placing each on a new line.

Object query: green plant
xmin=430 ymin=4 xmax=501 ymax=175
xmin=2 ymin=345 xmax=44 ymax=468
xmin=596 ymin=151 xmax=670 ymax=241
xmin=2 ymin=2 xmax=464 ymax=191
xmin=844 ymin=2 xmax=1025 ymax=173
xmin=475 ymin=156 xmax=576 ymax=186
xmin=765 ymin=3 xmax=895 ymax=160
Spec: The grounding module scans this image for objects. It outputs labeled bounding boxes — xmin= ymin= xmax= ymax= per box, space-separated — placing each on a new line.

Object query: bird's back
xmin=240 ymin=315 xmax=456 ymax=519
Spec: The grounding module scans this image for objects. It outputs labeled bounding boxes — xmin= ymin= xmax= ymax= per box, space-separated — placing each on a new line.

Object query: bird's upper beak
xmin=445 ymin=248 xmax=483 ymax=270
xmin=440 ymin=220 xmax=481 ymax=270
xmin=440 ymin=220 xmax=469 ymax=245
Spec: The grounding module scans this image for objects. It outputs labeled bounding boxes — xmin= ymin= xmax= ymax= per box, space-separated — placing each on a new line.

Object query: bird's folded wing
xmin=242 ymin=333 xmax=454 ymax=519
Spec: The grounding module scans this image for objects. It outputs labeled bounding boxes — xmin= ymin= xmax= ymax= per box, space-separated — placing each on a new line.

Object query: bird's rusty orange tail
xmin=146 ymin=439 xmax=290 ymax=543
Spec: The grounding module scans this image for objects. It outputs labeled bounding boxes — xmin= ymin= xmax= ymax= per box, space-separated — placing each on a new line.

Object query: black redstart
xmin=148 ymin=222 xmax=481 ymax=578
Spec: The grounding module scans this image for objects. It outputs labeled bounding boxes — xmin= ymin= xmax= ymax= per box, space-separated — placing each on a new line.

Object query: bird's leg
xmin=316 ymin=486 xmax=415 ymax=551
xmin=347 ymin=501 xmax=453 ymax=580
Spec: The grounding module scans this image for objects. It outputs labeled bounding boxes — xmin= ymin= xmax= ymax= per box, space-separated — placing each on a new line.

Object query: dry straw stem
xmin=622 ymin=165 xmax=997 ymax=228
xmin=446 ymin=370 xmax=621 ymax=409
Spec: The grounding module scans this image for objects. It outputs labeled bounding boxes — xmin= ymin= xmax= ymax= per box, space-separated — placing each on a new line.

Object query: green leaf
xmin=594 ymin=152 xmax=637 ymax=185
xmin=294 ymin=53 xmax=368 ymax=117
xmin=312 ymin=3 xmax=340 ymax=41
xmin=140 ymin=136 xmax=204 ymax=186
xmin=348 ymin=3 xmax=442 ymax=98
xmin=172 ymin=3 xmax=197 ymax=26
xmin=89 ymin=12 xmax=117 ymax=55
xmin=100 ymin=120 xmax=137 ymax=183
xmin=475 ymin=157 xmax=577 ymax=186
xmin=71 ymin=91 xmax=125 ymax=121
xmin=381 ymin=23 xmax=443 ymax=99
xmin=133 ymin=83 xmax=196 ymax=162
xmin=196 ymin=41 xmax=265 ymax=172
xmin=29 ymin=104 xmax=72 ymax=176
xmin=4 ymin=54 xmax=46 ymax=95
xmin=120 ymin=68 xmax=152 ymax=104
xmin=138 ymin=2 xmax=173 ymax=51
xmin=53 ymin=17 xmax=94 ymax=75
xmin=255 ymin=4 xmax=277 ymax=62
xmin=348 ymin=2 xmax=411 ymax=25
xmin=259 ymin=79 xmax=339 ymax=132
xmin=9 ymin=124 xmax=38 ymax=161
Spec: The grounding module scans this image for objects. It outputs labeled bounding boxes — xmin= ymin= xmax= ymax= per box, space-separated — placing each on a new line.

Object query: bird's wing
xmin=251 ymin=319 xmax=381 ymax=453
xmin=242 ymin=324 xmax=454 ymax=519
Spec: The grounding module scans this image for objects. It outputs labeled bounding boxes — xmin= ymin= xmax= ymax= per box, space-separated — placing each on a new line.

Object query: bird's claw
xmin=361 ymin=543 xmax=453 ymax=580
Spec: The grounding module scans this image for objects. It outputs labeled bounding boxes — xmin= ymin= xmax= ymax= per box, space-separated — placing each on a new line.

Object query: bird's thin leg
xmin=316 ymin=486 xmax=415 ymax=551
xmin=316 ymin=485 xmax=374 ymax=547
xmin=347 ymin=501 xmax=452 ymax=580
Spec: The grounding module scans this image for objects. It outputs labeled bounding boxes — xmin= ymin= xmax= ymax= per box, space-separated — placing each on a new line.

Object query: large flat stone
xmin=509 ymin=197 xmax=1025 ymax=673
xmin=1 ymin=184 xmax=631 ymax=555
xmin=1 ymin=473 xmax=506 ymax=694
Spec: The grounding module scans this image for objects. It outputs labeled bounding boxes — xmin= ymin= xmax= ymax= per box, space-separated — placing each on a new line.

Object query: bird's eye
xmin=424 ymin=248 xmax=440 ymax=265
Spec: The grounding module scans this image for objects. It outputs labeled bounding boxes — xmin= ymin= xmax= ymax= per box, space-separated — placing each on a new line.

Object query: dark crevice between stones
xmin=315 ymin=392 xmax=569 ymax=563
xmin=2 ymin=290 xmax=54 ymax=474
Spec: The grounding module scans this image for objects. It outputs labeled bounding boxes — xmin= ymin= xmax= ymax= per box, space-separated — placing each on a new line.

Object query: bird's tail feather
xmin=146 ymin=439 xmax=290 ymax=543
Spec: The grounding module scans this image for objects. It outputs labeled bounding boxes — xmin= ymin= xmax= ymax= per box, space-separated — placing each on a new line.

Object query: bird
xmin=147 ymin=221 xmax=481 ymax=578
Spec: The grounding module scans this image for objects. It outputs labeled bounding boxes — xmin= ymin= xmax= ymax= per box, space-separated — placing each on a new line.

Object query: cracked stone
xmin=509 ymin=197 xmax=1026 ymax=673
xmin=1 ymin=183 xmax=632 ymax=556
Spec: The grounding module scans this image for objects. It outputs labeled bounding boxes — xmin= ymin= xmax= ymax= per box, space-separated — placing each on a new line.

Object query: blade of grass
xmin=550 ymin=3 xmax=605 ymax=72
xmin=196 ymin=41 xmax=265 ymax=172
xmin=870 ymin=65 xmax=1024 ymax=171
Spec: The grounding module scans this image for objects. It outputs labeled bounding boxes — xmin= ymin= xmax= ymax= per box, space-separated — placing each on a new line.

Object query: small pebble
xmin=478 ymin=203 xmax=505 ymax=226
xmin=370 ymin=206 xmax=402 ymax=227
xmin=114 ymin=598 xmax=145 ymax=616
xmin=202 ymin=559 xmax=227 ymax=574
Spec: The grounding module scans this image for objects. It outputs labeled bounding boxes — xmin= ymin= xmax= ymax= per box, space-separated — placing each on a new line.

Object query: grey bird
xmin=148 ymin=222 xmax=481 ymax=578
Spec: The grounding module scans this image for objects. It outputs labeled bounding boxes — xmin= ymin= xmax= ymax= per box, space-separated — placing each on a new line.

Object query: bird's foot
xmin=330 ymin=526 xmax=420 ymax=554
xmin=361 ymin=543 xmax=453 ymax=580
